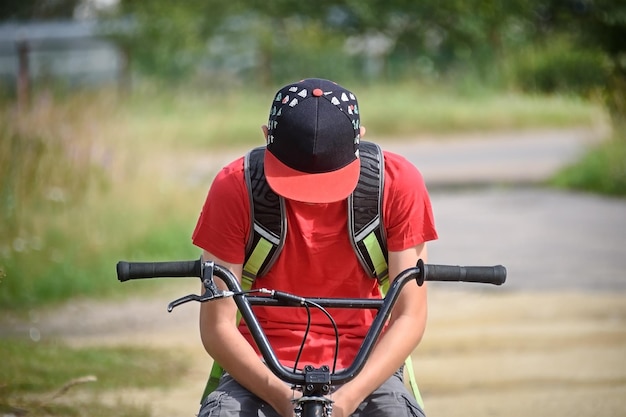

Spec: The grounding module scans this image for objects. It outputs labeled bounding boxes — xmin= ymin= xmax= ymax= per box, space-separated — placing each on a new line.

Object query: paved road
xmin=383 ymin=128 xmax=605 ymax=187
xmin=381 ymin=128 xmax=626 ymax=293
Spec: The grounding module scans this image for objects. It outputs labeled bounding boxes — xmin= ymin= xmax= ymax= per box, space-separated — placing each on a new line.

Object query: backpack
xmin=242 ymin=140 xmax=389 ymax=289
xmin=201 ymin=141 xmax=423 ymax=407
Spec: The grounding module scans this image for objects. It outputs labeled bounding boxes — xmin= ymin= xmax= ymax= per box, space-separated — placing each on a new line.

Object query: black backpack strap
xmin=243 ymin=147 xmax=287 ymax=286
xmin=348 ymin=141 xmax=389 ymax=289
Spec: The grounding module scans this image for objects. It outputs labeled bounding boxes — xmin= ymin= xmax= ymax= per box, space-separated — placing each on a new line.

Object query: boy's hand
xmin=328 ymin=387 xmax=362 ymax=417
xmin=271 ymin=387 xmax=300 ymax=417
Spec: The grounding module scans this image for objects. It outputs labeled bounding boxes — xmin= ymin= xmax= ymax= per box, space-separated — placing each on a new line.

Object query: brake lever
xmin=167 ymin=260 xmax=234 ymax=312
xmin=167 ymin=288 xmax=237 ymax=312
xmin=167 ymin=293 xmax=203 ymax=312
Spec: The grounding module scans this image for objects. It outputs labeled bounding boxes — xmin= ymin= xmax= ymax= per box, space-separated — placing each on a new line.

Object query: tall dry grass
xmin=1 ymin=93 xmax=109 ymax=245
xmin=0 ymin=91 xmax=200 ymax=310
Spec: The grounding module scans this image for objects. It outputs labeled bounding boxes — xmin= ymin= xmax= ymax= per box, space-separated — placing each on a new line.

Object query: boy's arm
xmin=199 ymin=250 xmax=295 ymax=417
xmin=330 ymin=243 xmax=429 ymax=417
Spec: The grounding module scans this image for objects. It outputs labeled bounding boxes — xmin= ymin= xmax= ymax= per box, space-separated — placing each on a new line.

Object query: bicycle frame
xmin=117 ymin=258 xmax=506 ymax=417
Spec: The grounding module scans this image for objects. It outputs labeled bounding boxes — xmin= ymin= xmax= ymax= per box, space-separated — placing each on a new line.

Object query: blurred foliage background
xmin=0 ymin=0 xmax=624 ymax=311
xmin=2 ymin=0 xmax=624 ymax=105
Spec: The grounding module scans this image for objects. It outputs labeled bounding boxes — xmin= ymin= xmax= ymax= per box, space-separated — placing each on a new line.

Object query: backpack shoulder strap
xmin=349 ymin=144 xmax=423 ymax=407
xmin=242 ymin=146 xmax=286 ymax=288
xmin=348 ymin=141 xmax=389 ymax=291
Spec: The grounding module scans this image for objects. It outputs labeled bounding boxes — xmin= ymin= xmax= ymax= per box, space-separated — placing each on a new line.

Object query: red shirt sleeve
xmin=191 ymin=157 xmax=250 ymax=264
xmin=382 ymin=151 xmax=438 ymax=251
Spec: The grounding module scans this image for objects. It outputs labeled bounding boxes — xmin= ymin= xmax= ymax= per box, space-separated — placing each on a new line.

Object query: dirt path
xmin=420 ymin=288 xmax=626 ymax=417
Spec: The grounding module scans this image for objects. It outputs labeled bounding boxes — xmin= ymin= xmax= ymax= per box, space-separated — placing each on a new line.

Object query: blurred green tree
xmin=113 ymin=0 xmax=538 ymax=84
xmin=526 ymin=0 xmax=625 ymax=129
xmin=574 ymin=0 xmax=625 ymax=128
xmin=110 ymin=0 xmax=624 ymax=120
xmin=114 ymin=0 xmax=234 ymax=80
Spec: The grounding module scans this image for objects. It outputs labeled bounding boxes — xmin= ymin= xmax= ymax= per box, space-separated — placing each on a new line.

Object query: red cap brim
xmin=264 ymin=150 xmax=360 ymax=203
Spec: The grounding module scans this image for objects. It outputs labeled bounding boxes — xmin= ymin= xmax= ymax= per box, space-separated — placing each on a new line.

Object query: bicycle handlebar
xmin=117 ymin=258 xmax=506 ymax=286
xmin=116 ymin=258 xmax=506 ymax=388
xmin=116 ymin=259 xmax=202 ymax=281
xmin=421 ymin=263 xmax=507 ymax=285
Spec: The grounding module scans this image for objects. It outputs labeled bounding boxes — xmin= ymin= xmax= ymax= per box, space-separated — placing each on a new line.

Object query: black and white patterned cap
xmin=264 ymin=78 xmax=362 ymax=203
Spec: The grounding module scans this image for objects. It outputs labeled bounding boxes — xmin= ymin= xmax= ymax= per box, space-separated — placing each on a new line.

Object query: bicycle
xmin=116 ymin=258 xmax=506 ymax=417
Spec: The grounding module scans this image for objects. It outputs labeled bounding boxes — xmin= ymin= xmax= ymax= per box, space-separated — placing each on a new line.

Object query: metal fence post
xmin=16 ymin=39 xmax=30 ymax=112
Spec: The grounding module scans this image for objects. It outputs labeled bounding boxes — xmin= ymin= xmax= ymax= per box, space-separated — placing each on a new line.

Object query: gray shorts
xmin=198 ymin=368 xmax=426 ymax=417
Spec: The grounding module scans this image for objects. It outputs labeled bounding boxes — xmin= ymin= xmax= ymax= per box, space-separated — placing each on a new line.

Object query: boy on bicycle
xmin=192 ymin=78 xmax=437 ymax=417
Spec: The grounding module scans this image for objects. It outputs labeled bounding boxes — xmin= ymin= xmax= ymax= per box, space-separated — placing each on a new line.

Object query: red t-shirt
xmin=192 ymin=150 xmax=437 ymax=370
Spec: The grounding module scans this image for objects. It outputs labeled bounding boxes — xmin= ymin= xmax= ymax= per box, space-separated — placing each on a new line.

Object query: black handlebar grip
xmin=116 ymin=259 xmax=202 ymax=282
xmin=423 ymin=264 xmax=506 ymax=285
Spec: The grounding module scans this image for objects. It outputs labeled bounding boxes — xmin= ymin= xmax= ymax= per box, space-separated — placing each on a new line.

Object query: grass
xmin=0 ymin=207 xmax=199 ymax=309
xmin=357 ymin=84 xmax=604 ymax=136
xmin=0 ymin=338 xmax=189 ymax=416
xmin=116 ymin=81 xmax=606 ymax=150
xmin=549 ymin=130 xmax=626 ymax=196
xmin=0 ymin=93 xmax=202 ymax=311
